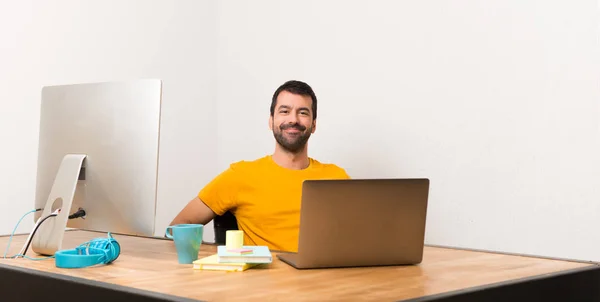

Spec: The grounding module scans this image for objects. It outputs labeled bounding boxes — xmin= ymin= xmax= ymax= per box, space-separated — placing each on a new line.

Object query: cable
xmin=16 ymin=215 xmax=43 ymax=256
xmin=16 ymin=209 xmax=59 ymax=257
xmin=5 ymin=207 xmax=85 ymax=259
xmin=11 ymin=207 xmax=85 ymax=259
xmin=68 ymin=208 xmax=86 ymax=219
xmin=21 ymin=212 xmax=58 ymax=257
xmin=11 ymin=254 xmax=55 ymax=260
xmin=3 ymin=209 xmax=41 ymax=259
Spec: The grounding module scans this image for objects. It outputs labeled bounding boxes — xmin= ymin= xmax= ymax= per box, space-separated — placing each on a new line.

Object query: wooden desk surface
xmin=0 ymin=230 xmax=595 ymax=301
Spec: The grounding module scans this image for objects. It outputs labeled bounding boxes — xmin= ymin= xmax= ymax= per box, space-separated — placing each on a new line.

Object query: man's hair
xmin=270 ymin=80 xmax=318 ymax=120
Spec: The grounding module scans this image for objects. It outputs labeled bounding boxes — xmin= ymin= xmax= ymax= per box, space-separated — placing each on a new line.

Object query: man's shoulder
xmin=309 ymin=158 xmax=350 ymax=178
xmin=223 ymin=155 xmax=350 ymax=178
xmin=227 ymin=155 xmax=272 ymax=171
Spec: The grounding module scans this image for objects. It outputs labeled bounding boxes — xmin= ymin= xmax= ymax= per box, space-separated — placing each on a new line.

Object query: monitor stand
xmin=31 ymin=154 xmax=86 ymax=256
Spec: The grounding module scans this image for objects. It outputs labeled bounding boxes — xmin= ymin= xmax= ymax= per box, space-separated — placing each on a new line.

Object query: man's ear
xmin=269 ymin=115 xmax=273 ymax=130
xmin=311 ymin=119 xmax=317 ymax=134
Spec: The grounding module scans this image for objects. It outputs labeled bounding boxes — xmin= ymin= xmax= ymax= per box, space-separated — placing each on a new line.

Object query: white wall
xmin=3 ymin=0 xmax=600 ymax=261
xmin=0 ymin=0 xmax=217 ymax=242
xmin=216 ymin=1 xmax=600 ymax=261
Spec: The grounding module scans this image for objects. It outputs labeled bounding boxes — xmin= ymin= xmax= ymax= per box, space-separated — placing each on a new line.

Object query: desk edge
xmin=399 ymin=264 xmax=600 ymax=302
xmin=0 ymin=262 xmax=203 ymax=302
xmin=425 ymin=243 xmax=599 ymax=265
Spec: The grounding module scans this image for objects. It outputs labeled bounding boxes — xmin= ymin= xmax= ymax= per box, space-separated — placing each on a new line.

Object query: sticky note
xmin=227 ymin=248 xmax=253 ymax=254
xmin=226 ymin=230 xmax=244 ymax=250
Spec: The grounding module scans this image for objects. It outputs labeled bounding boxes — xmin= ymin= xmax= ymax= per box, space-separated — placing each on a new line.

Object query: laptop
xmin=277 ymin=178 xmax=429 ymax=269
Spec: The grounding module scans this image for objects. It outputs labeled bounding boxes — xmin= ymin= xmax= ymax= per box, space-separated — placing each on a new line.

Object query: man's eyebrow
xmin=277 ymin=105 xmax=311 ymax=113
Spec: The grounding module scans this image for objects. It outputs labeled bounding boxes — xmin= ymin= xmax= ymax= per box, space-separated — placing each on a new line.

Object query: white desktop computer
xmin=31 ymin=79 xmax=162 ymax=256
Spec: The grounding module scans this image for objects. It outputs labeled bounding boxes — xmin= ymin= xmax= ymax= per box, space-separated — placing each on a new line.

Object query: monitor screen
xmin=31 ymin=79 xmax=162 ymax=255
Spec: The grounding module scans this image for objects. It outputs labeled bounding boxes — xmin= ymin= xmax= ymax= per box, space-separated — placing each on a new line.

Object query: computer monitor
xmin=31 ymin=79 xmax=162 ymax=255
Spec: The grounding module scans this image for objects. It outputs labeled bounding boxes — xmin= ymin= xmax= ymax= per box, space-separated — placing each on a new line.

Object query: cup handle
xmin=165 ymin=226 xmax=174 ymax=239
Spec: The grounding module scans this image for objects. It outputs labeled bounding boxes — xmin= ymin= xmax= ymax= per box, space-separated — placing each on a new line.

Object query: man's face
xmin=270 ymin=91 xmax=316 ymax=153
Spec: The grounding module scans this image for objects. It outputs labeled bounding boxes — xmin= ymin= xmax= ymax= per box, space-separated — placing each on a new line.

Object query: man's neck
xmin=272 ymin=145 xmax=310 ymax=170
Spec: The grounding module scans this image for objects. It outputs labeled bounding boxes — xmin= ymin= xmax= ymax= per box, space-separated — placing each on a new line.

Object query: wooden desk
xmin=0 ymin=230 xmax=598 ymax=301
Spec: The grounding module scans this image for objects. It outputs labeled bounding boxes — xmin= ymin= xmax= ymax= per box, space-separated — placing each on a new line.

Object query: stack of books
xmin=192 ymin=245 xmax=273 ymax=272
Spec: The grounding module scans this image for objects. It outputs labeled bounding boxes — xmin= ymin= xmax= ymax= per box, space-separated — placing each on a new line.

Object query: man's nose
xmin=288 ymin=114 xmax=299 ymax=124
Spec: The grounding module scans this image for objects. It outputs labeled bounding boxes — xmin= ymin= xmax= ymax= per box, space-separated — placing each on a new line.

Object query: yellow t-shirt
xmin=198 ymin=155 xmax=349 ymax=252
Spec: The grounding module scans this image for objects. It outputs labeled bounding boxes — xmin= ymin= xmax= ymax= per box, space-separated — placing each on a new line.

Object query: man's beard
xmin=273 ymin=122 xmax=312 ymax=153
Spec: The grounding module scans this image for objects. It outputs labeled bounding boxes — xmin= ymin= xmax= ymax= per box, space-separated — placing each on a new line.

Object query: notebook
xmin=193 ymin=254 xmax=258 ymax=272
xmin=217 ymin=245 xmax=273 ymax=263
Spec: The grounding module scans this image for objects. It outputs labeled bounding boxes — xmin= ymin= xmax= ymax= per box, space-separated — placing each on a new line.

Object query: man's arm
xmin=169 ymin=196 xmax=216 ymax=226
xmin=169 ymin=163 xmax=240 ymax=230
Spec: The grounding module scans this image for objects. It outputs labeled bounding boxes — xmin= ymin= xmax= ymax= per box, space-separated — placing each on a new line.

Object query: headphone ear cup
xmin=106 ymin=239 xmax=120 ymax=263
xmin=90 ymin=237 xmax=120 ymax=264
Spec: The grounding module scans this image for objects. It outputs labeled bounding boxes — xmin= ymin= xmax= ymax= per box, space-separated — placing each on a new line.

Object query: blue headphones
xmin=54 ymin=233 xmax=121 ymax=268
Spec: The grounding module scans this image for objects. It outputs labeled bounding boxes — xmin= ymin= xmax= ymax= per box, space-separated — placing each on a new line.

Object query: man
xmin=169 ymin=80 xmax=349 ymax=252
